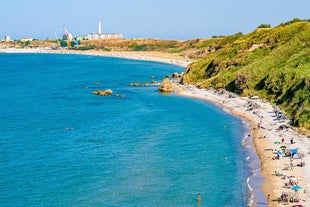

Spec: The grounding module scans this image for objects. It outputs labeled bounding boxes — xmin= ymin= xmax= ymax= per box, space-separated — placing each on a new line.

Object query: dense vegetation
xmin=182 ymin=20 xmax=310 ymax=131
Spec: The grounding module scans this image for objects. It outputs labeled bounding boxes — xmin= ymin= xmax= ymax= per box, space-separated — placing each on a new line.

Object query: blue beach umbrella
xmin=291 ymin=185 xmax=302 ymax=191
xmin=290 ymin=149 xmax=298 ymax=154
xmin=276 ymin=151 xmax=283 ymax=155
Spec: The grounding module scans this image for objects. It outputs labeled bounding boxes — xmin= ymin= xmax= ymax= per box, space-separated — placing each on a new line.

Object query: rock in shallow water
xmin=158 ymin=78 xmax=174 ymax=93
xmin=91 ymin=89 xmax=113 ymax=96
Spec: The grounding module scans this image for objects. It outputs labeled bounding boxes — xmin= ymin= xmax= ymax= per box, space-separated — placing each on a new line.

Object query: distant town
xmin=1 ymin=21 xmax=123 ymax=48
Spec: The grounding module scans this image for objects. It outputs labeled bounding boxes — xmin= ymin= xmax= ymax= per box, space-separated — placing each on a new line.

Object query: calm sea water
xmin=0 ymin=53 xmax=253 ymax=206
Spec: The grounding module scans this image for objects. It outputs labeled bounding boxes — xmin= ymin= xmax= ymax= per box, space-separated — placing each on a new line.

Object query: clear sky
xmin=1 ymin=0 xmax=309 ymax=40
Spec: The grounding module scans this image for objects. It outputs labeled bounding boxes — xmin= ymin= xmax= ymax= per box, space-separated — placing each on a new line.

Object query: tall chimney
xmin=98 ymin=21 xmax=101 ymax=34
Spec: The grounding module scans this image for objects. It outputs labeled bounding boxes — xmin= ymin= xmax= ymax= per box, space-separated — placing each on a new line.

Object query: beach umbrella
xmin=291 ymin=185 xmax=302 ymax=191
xmin=280 ymin=146 xmax=287 ymax=149
xmin=290 ymin=149 xmax=298 ymax=154
xmin=276 ymin=151 xmax=283 ymax=155
xmin=274 ymin=141 xmax=281 ymax=144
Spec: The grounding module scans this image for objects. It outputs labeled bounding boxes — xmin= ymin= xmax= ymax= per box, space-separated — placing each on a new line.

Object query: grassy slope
xmin=77 ymin=38 xmax=219 ymax=59
xmin=182 ymin=21 xmax=310 ymax=130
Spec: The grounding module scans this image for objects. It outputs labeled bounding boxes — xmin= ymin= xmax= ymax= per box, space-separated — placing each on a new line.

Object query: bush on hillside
xmin=257 ymin=24 xmax=271 ymax=29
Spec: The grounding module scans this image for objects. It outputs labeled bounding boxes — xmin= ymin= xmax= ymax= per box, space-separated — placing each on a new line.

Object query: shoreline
xmin=0 ymin=48 xmax=192 ymax=67
xmin=2 ymin=48 xmax=309 ymax=206
xmin=174 ymin=83 xmax=310 ymax=207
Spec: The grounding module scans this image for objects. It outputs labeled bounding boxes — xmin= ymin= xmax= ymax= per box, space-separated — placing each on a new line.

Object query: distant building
xmin=87 ymin=33 xmax=123 ymax=40
xmin=62 ymin=26 xmax=73 ymax=41
xmin=63 ymin=33 xmax=73 ymax=41
xmin=76 ymin=35 xmax=87 ymax=41
xmin=4 ymin=35 xmax=11 ymax=42
xmin=21 ymin=37 xmax=33 ymax=42
xmin=77 ymin=21 xmax=123 ymax=41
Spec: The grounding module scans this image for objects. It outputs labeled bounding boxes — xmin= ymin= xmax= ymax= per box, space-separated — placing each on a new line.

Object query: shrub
xmin=129 ymin=44 xmax=148 ymax=51
xmin=74 ymin=45 xmax=96 ymax=50
xmin=257 ymin=24 xmax=271 ymax=29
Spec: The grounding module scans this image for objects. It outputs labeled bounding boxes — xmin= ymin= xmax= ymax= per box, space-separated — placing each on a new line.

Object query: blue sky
xmin=1 ymin=0 xmax=309 ymax=40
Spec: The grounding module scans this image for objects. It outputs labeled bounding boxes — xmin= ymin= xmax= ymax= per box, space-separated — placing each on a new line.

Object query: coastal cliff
xmin=182 ymin=20 xmax=310 ymax=131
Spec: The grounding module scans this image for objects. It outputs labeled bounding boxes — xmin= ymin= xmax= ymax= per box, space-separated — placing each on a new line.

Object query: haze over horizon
xmin=1 ymin=0 xmax=309 ymax=40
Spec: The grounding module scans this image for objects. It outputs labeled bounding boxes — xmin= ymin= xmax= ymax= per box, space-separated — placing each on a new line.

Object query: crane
xmin=63 ymin=26 xmax=73 ymax=48
xmin=63 ymin=26 xmax=73 ymax=41
xmin=54 ymin=32 xmax=59 ymax=41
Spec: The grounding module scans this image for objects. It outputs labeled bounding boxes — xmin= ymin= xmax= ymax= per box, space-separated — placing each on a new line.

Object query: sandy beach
xmin=2 ymin=48 xmax=309 ymax=206
xmin=174 ymin=83 xmax=310 ymax=207
xmin=0 ymin=48 xmax=192 ymax=67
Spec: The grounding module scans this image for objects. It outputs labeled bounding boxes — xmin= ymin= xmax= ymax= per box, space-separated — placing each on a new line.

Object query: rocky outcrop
xmin=130 ymin=83 xmax=141 ymax=86
xmin=172 ymin=72 xmax=182 ymax=79
xmin=115 ymin=94 xmax=126 ymax=98
xmin=130 ymin=80 xmax=158 ymax=87
xmin=151 ymin=80 xmax=158 ymax=84
xmin=158 ymin=78 xmax=174 ymax=92
xmin=91 ymin=89 xmax=113 ymax=96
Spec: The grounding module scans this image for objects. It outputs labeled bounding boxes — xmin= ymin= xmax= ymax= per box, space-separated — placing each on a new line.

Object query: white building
xmin=21 ymin=37 xmax=33 ymax=42
xmin=87 ymin=33 xmax=122 ymax=40
xmin=4 ymin=35 xmax=11 ymax=42
xmin=77 ymin=21 xmax=123 ymax=41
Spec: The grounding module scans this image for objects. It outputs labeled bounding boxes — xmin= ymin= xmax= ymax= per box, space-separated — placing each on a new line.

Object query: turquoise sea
xmin=0 ymin=53 xmax=263 ymax=206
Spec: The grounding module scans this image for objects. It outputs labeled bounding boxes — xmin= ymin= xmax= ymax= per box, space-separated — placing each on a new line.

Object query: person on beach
xmin=281 ymin=137 xmax=284 ymax=144
xmin=276 ymin=153 xmax=280 ymax=160
xmin=290 ymin=138 xmax=294 ymax=144
xmin=290 ymin=160 xmax=294 ymax=171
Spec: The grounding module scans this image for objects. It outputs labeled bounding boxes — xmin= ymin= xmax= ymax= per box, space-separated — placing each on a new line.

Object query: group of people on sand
xmin=270 ymin=136 xmax=306 ymax=204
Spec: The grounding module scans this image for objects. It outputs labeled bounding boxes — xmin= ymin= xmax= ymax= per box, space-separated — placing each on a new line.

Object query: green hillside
xmin=182 ymin=20 xmax=310 ymax=130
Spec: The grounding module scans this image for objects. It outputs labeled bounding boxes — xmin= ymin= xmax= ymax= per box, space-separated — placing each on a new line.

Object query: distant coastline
xmin=1 ymin=48 xmax=309 ymax=206
xmin=0 ymin=48 xmax=192 ymax=68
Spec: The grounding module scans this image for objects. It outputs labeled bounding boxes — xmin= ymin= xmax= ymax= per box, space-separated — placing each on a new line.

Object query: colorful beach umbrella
xmin=291 ymin=185 xmax=302 ymax=191
xmin=280 ymin=146 xmax=287 ymax=149
xmin=290 ymin=149 xmax=298 ymax=154
xmin=276 ymin=151 xmax=283 ymax=155
xmin=274 ymin=141 xmax=281 ymax=144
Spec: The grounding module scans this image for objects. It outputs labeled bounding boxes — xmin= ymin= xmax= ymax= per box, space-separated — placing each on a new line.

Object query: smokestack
xmin=98 ymin=21 xmax=101 ymax=34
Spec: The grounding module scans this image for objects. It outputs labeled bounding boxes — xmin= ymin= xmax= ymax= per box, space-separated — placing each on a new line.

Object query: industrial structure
xmin=77 ymin=21 xmax=123 ymax=41
xmin=62 ymin=26 xmax=73 ymax=41
xmin=4 ymin=35 xmax=11 ymax=42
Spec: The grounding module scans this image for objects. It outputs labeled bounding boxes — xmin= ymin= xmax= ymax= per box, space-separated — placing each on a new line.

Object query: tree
xmin=257 ymin=24 xmax=271 ymax=28
xmin=70 ymin=40 xmax=76 ymax=47
xmin=59 ymin=40 xmax=67 ymax=47
xmin=24 ymin=40 xmax=31 ymax=47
